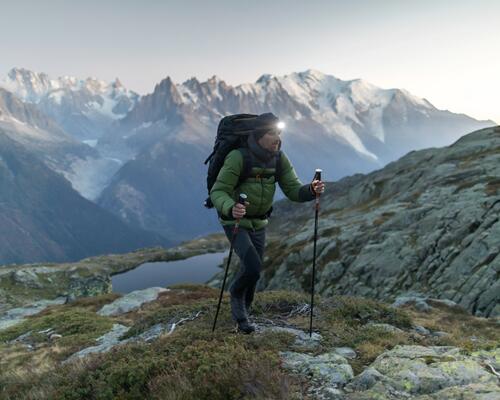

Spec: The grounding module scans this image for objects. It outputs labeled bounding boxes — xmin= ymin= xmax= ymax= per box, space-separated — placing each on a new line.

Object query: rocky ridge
xmin=208 ymin=126 xmax=500 ymax=317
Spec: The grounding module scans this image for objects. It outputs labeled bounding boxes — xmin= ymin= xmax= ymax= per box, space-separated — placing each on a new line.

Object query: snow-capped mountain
xmin=100 ymin=68 xmax=495 ymax=166
xmin=0 ymin=87 xmax=96 ymax=172
xmin=0 ymin=130 xmax=170 ymax=265
xmin=0 ymin=67 xmax=495 ymax=246
xmin=0 ymin=67 xmax=139 ymax=141
xmin=0 ymin=85 xmax=125 ymax=201
xmin=94 ymin=69 xmax=494 ymax=243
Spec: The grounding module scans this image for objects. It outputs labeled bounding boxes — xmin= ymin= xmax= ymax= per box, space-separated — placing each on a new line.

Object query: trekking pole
xmin=309 ymin=169 xmax=322 ymax=337
xmin=212 ymin=193 xmax=247 ymax=332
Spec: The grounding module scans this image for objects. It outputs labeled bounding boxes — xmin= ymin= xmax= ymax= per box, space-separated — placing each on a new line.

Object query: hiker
xmin=209 ymin=112 xmax=325 ymax=333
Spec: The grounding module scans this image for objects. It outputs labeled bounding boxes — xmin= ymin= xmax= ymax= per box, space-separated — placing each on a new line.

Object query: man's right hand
xmin=232 ymin=201 xmax=250 ymax=219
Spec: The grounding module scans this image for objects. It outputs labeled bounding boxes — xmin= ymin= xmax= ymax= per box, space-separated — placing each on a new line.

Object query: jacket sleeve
xmin=209 ymin=149 xmax=243 ymax=217
xmin=278 ymin=151 xmax=316 ymax=202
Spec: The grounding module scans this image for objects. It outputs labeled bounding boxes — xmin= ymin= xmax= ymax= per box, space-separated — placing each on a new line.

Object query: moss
xmin=405 ymin=303 xmax=500 ymax=353
xmin=407 ymin=232 xmax=419 ymax=248
xmin=0 ymin=306 xmax=114 ymax=362
xmin=119 ymin=301 xmax=215 ymax=340
xmin=456 ymin=147 xmax=500 ymax=168
xmin=261 ymin=240 xmax=306 ymax=283
xmin=0 ymin=273 xmax=67 ymax=306
xmin=320 ymin=295 xmax=412 ymax=328
xmin=485 ymin=178 xmax=500 ymax=195
xmin=66 ymin=293 xmax=122 ymax=312
xmin=319 ymin=240 xmax=342 ymax=265
xmin=372 ymin=211 xmax=396 ymax=226
xmin=166 ymin=283 xmax=216 ymax=291
xmin=320 ymin=226 xmax=341 ymax=236
xmin=1 ymin=299 xmax=304 ymax=400
xmin=251 ymin=290 xmax=312 ymax=316
xmin=2 ymin=285 xmax=499 ymax=398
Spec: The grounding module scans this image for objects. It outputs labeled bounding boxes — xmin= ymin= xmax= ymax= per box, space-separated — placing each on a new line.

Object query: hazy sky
xmin=1 ymin=0 xmax=498 ymax=123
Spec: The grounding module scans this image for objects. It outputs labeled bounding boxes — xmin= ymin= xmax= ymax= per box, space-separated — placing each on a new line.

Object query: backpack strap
xmin=275 ymin=150 xmax=282 ymax=184
xmin=236 ymin=148 xmax=282 ymax=185
xmin=236 ymin=147 xmax=253 ymax=188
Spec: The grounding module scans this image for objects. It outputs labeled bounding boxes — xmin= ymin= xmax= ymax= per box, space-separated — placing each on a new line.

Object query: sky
xmin=0 ymin=0 xmax=498 ymax=124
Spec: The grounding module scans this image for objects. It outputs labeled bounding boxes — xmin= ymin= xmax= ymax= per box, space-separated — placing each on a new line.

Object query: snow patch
xmin=48 ymin=90 xmax=64 ymax=104
xmin=62 ymin=155 xmax=123 ymax=201
xmin=82 ymin=139 xmax=98 ymax=147
xmin=177 ymin=83 xmax=199 ymax=105
xmin=8 ymin=116 xmax=26 ymax=126
xmin=139 ymin=121 xmax=152 ymax=129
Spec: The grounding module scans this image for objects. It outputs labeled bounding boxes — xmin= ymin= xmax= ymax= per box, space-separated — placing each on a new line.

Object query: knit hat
xmin=253 ymin=112 xmax=280 ymax=140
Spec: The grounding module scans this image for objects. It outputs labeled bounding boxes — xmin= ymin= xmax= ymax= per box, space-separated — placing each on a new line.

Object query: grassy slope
xmin=0 ymin=284 xmax=498 ymax=400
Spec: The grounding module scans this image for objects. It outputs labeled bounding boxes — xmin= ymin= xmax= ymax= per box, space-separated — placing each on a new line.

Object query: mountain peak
xmin=256 ymin=73 xmax=275 ymax=84
xmin=207 ymin=74 xmax=221 ymax=83
xmin=8 ymin=67 xmax=35 ymax=78
xmin=7 ymin=67 xmax=50 ymax=82
xmin=159 ymin=76 xmax=174 ymax=85
xmin=112 ymin=77 xmax=124 ymax=89
xmin=301 ymin=68 xmax=326 ymax=79
xmin=153 ymin=76 xmax=176 ymax=93
xmin=182 ymin=76 xmax=200 ymax=85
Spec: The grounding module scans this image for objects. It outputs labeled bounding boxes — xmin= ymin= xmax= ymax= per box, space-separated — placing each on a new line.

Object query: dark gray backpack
xmin=203 ymin=113 xmax=281 ymax=210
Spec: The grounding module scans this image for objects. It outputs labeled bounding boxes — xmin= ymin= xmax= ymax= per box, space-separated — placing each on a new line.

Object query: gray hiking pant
xmin=222 ymin=225 xmax=266 ymax=309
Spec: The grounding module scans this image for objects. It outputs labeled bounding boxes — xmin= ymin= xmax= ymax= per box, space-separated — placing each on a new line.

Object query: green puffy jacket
xmin=209 ymin=148 xmax=316 ymax=231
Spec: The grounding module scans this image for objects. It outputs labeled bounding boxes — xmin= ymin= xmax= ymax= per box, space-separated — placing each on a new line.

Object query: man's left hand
xmin=311 ymin=179 xmax=325 ymax=194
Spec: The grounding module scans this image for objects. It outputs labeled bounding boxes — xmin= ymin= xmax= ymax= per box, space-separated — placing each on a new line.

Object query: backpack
xmin=203 ymin=113 xmax=282 ymax=214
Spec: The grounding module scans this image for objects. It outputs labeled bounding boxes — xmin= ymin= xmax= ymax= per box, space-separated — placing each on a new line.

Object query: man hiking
xmin=209 ymin=112 xmax=325 ymax=334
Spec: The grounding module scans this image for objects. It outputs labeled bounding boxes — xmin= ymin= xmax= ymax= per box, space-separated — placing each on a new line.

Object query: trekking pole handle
xmin=314 ymin=169 xmax=322 ymax=183
xmin=234 ymin=193 xmax=247 ymax=228
xmin=313 ymin=169 xmax=322 ymax=199
xmin=238 ymin=193 xmax=247 ymax=205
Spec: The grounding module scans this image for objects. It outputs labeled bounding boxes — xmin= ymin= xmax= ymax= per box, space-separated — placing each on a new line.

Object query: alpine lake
xmin=111 ymin=250 xmax=229 ymax=293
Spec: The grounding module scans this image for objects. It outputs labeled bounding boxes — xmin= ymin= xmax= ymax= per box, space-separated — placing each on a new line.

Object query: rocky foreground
xmin=0 ymin=284 xmax=498 ymax=399
xmin=209 ymin=125 xmax=500 ymax=318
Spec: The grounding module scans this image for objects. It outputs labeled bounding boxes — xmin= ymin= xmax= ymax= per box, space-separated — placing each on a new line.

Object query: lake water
xmin=111 ymin=250 xmax=229 ymax=293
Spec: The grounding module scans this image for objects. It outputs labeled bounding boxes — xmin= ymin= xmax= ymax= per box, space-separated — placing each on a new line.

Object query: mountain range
xmin=0 ymin=67 xmax=496 ymax=262
xmin=0 ymin=130 xmax=170 ymax=265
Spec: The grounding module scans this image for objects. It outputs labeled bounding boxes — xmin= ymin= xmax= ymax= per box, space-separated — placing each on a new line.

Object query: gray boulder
xmin=280 ymin=350 xmax=354 ymax=387
xmin=97 ymin=287 xmax=169 ymax=316
xmin=63 ymin=323 xmax=130 ymax=363
xmin=0 ymin=297 xmax=67 ymax=331
xmin=344 ymin=345 xmax=500 ymax=399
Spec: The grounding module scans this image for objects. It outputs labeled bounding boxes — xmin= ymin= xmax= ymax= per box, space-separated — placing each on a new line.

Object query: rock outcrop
xmin=344 ymin=345 xmax=500 ymax=399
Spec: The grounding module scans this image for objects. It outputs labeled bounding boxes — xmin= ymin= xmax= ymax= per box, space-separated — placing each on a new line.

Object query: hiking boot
xmin=236 ymin=318 xmax=256 ymax=334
